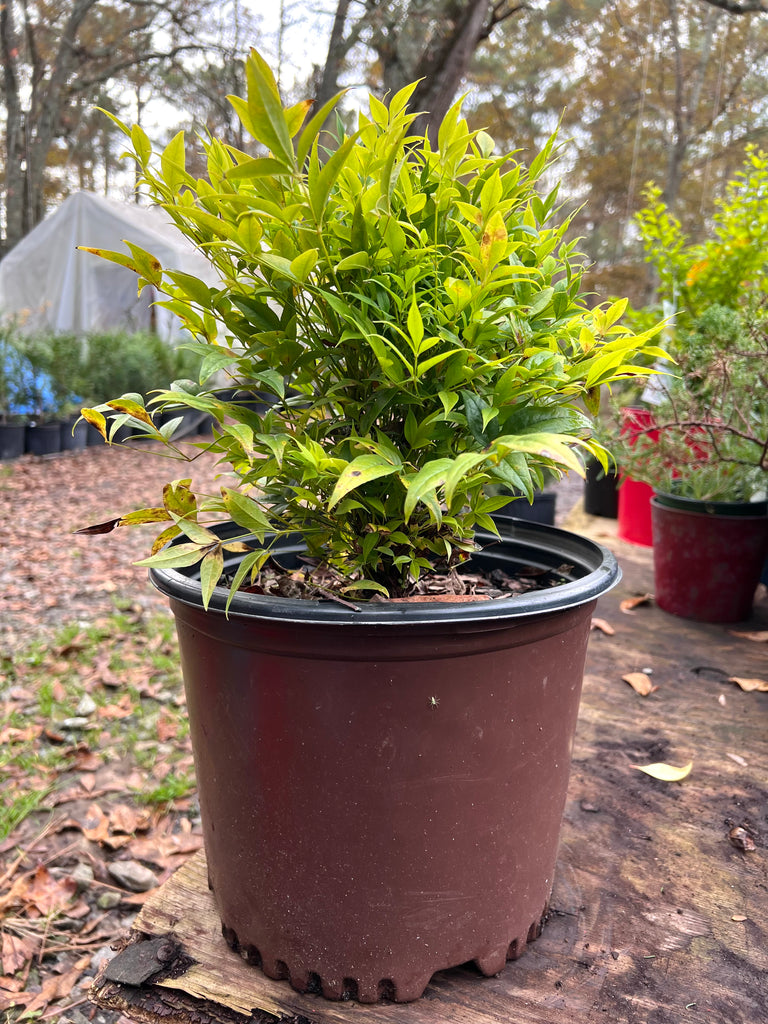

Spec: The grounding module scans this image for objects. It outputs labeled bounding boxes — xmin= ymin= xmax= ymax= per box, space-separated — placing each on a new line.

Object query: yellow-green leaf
xmin=631 ymin=761 xmax=693 ymax=782
xmin=221 ymin=489 xmax=272 ymax=536
xmin=135 ymin=543 xmax=206 ymax=570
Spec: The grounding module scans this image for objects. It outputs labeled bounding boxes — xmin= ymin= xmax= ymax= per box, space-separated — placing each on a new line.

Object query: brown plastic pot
xmin=150 ymin=521 xmax=619 ymax=1003
xmin=651 ymin=494 xmax=768 ymax=623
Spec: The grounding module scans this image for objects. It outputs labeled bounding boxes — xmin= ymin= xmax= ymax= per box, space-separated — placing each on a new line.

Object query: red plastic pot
xmin=617 ymin=407 xmax=658 ymax=546
xmin=151 ymin=521 xmax=619 ymax=1003
xmin=651 ymin=494 xmax=768 ymax=622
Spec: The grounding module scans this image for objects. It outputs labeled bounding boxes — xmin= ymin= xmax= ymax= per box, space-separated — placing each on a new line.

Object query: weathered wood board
xmin=90 ymin=512 xmax=768 ymax=1024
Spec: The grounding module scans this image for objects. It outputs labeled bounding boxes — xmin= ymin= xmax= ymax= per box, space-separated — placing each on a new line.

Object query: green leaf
xmin=170 ymin=515 xmax=221 ymax=546
xmin=328 ymin=455 xmax=401 ymax=510
xmin=402 ymin=458 xmax=454 ymax=521
xmin=200 ymin=546 xmax=225 ymax=609
xmin=221 ymin=489 xmax=272 ymax=536
xmin=243 ymin=50 xmax=295 ymax=167
xmin=441 ymin=452 xmax=489 ymax=506
xmin=407 ymin=296 xmax=424 ymax=352
xmin=307 ymin=131 xmax=359 ymax=222
xmin=160 ymin=131 xmax=192 ymax=193
xmin=290 ymin=249 xmax=318 ymax=282
xmin=135 ymin=543 xmax=206 ymax=570
xmin=226 ymin=156 xmax=292 ymax=180
xmin=336 ymin=252 xmax=370 ymax=272
xmin=296 ymin=89 xmax=348 ymax=168
xmin=226 ymin=549 xmax=270 ymax=612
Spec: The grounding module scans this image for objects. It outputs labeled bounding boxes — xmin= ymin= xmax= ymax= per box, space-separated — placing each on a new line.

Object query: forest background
xmin=2 ymin=0 xmax=768 ymax=306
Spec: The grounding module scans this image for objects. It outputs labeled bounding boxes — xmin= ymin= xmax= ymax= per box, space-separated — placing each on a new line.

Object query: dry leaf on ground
xmin=729 ymin=630 xmax=768 ymax=643
xmin=622 ymin=671 xmax=658 ymax=696
xmin=728 ymin=826 xmax=756 ymax=852
xmin=620 ymin=594 xmax=653 ymax=614
xmin=728 ymin=676 xmax=768 ymax=692
xmin=726 ymin=752 xmax=748 ymax=767
xmin=631 ymin=761 xmax=693 ymax=781
xmin=591 ymin=617 xmax=615 ymax=635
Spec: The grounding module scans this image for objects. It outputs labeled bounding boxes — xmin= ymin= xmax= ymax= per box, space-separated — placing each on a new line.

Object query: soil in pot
xmin=651 ymin=496 xmax=768 ymax=622
xmin=151 ymin=521 xmax=619 ymax=1003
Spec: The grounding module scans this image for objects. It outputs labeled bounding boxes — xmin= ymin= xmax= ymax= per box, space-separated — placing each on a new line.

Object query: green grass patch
xmin=0 ymin=608 xmax=196 ymax=839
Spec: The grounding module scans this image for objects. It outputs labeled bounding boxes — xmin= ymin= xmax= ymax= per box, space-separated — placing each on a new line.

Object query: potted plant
xmin=0 ymin=325 xmax=29 ymax=460
xmin=615 ymin=305 xmax=768 ymax=622
xmin=78 ymin=52 xmax=663 ymax=1003
xmin=613 ymin=155 xmax=768 ymax=623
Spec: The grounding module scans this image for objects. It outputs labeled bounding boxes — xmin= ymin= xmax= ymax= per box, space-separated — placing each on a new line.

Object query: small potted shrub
xmin=615 ymin=155 xmax=768 ymax=622
xmin=615 ymin=304 xmax=768 ymax=622
xmin=80 ymin=52 xmax=663 ymax=1003
xmin=0 ymin=326 xmax=29 ymax=459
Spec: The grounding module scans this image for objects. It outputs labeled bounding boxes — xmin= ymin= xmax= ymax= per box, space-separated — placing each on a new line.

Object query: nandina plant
xmin=80 ymin=50 xmax=663 ymax=604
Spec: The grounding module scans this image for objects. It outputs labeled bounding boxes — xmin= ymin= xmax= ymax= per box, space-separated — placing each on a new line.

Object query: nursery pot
xmin=584 ymin=460 xmax=619 ymax=518
xmin=617 ymin=407 xmax=657 ymax=545
xmin=0 ymin=423 xmax=26 ymax=460
xmin=60 ymin=418 xmax=88 ymax=452
xmin=150 ymin=521 xmax=619 ymax=1003
xmin=651 ymin=494 xmax=768 ymax=623
xmin=25 ymin=421 xmax=62 ymax=456
xmin=494 ymin=490 xmax=557 ymax=526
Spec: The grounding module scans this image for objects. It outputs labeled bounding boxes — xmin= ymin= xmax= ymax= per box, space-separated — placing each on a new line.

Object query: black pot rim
xmin=653 ymin=491 xmax=768 ymax=518
xmin=150 ymin=519 xmax=620 ymax=626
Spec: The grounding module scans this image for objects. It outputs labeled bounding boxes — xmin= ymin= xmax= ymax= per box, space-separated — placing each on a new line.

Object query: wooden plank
xmin=90 ymin=514 xmax=768 ymax=1024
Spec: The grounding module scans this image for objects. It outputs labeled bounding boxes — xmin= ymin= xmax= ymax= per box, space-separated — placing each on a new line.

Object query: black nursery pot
xmin=60 ymin=418 xmax=88 ymax=452
xmin=493 ymin=490 xmax=557 ymax=526
xmin=150 ymin=521 xmax=619 ymax=1004
xmin=25 ymin=422 xmax=62 ymax=456
xmin=584 ymin=460 xmax=620 ymax=518
xmin=0 ymin=423 xmax=26 ymax=460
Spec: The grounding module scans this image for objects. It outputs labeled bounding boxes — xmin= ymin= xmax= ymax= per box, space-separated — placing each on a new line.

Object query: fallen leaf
xmin=622 ymin=671 xmax=658 ymax=696
xmin=728 ymin=676 xmax=768 ymax=692
xmin=728 ymin=826 xmax=756 ymax=852
xmin=1 ymin=932 xmax=37 ymax=976
xmin=729 ymin=629 xmax=768 ymax=642
xmin=591 ymin=617 xmax=615 ymax=635
xmin=620 ymin=593 xmax=653 ymax=614
xmin=631 ymin=761 xmax=693 ymax=782
xmin=81 ymin=803 xmax=111 ymax=844
xmin=726 ymin=752 xmax=748 ymax=767
xmin=12 ymin=954 xmax=90 ymax=1014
